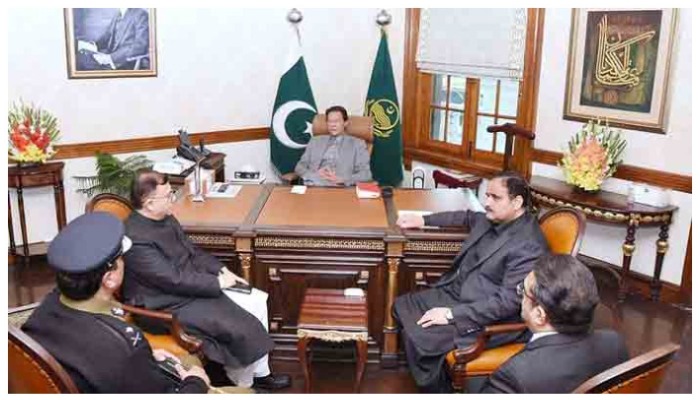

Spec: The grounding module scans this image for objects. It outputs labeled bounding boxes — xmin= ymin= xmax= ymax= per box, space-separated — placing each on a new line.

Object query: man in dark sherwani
xmin=122 ymin=170 xmax=290 ymax=391
xmin=394 ymin=171 xmax=549 ymax=392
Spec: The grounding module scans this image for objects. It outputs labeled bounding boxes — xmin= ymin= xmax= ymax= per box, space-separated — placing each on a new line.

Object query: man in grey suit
xmin=294 ymin=105 xmax=372 ymax=186
xmin=394 ymin=171 xmax=548 ymax=392
xmin=480 ymin=254 xmax=629 ymax=393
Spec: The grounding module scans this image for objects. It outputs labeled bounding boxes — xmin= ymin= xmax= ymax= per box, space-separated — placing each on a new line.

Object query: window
xmin=428 ymin=74 xmax=520 ymax=160
xmin=403 ymin=9 xmax=544 ymax=176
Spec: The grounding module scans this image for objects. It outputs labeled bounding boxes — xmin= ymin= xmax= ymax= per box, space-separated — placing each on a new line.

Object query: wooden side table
xmin=8 ymin=162 xmax=67 ymax=264
xmin=530 ymin=176 xmax=678 ymax=302
xmin=297 ymin=288 xmax=369 ymax=393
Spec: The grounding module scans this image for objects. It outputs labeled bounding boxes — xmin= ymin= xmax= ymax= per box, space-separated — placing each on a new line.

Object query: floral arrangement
xmin=560 ymin=119 xmax=627 ymax=192
xmin=8 ymin=101 xmax=60 ymax=163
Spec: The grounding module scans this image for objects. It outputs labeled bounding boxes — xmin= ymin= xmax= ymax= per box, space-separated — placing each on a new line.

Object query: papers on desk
xmin=397 ymin=210 xmax=433 ymax=218
xmin=206 ymin=183 xmax=242 ymax=198
xmin=290 ymin=185 xmax=307 ymax=195
xmin=462 ymin=187 xmax=486 ymax=213
xmin=153 ymin=156 xmax=196 ymax=175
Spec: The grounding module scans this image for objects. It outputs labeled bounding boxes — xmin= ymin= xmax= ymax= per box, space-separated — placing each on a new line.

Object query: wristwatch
xmin=445 ymin=308 xmax=454 ymax=322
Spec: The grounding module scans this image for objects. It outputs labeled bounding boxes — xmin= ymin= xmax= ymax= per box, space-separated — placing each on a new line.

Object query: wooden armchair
xmin=85 ymin=193 xmax=202 ymax=359
xmin=9 ymin=324 xmax=79 ymax=393
xmin=446 ymin=207 xmax=587 ymax=391
xmin=280 ymin=114 xmax=374 ymax=184
xmin=573 ymin=343 xmax=681 ymax=393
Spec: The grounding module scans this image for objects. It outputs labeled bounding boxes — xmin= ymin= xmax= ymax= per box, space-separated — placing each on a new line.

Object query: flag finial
xmin=376 ymin=9 xmax=391 ymax=26
xmin=287 ymin=8 xmax=303 ymax=24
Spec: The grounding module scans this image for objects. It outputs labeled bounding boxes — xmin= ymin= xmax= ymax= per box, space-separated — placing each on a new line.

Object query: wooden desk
xmin=529 ymin=176 xmax=678 ymax=301
xmin=8 ymin=162 xmax=67 ymax=263
xmin=170 ymin=185 xmax=467 ymax=367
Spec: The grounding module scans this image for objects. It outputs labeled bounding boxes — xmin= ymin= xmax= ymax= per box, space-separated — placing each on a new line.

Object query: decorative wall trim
xmin=531 ymin=148 xmax=692 ymax=194
xmin=53 ymin=127 xmax=269 ymax=160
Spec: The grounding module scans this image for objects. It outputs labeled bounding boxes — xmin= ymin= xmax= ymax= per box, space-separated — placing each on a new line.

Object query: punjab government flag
xmin=269 ymin=33 xmax=317 ymax=175
xmin=364 ymin=28 xmax=403 ymax=186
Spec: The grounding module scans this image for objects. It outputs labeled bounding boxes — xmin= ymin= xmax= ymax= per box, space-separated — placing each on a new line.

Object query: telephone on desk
xmin=177 ymin=128 xmax=216 ymax=168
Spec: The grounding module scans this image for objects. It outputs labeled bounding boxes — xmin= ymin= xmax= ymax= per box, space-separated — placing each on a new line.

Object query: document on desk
xmin=290 ymin=185 xmax=307 ymax=195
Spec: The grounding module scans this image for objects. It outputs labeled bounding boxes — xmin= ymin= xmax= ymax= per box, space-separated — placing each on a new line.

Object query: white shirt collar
xmin=529 ymin=330 xmax=558 ymax=343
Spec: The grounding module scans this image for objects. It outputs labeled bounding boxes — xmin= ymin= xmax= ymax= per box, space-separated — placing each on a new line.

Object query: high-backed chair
xmin=573 ymin=343 xmax=681 ymax=393
xmin=280 ymin=114 xmax=374 ymax=184
xmin=9 ymin=324 xmax=79 ymax=393
xmin=445 ymin=207 xmax=587 ymax=391
xmin=85 ymin=193 xmax=202 ymax=358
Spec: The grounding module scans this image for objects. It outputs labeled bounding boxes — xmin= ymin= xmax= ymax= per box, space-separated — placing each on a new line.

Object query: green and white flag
xmin=364 ymin=28 xmax=403 ymax=187
xmin=270 ymin=32 xmax=317 ymax=175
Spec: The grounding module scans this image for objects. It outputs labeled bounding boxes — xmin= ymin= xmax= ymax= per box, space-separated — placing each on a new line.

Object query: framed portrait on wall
xmin=64 ymin=8 xmax=157 ymax=79
xmin=563 ymin=9 xmax=677 ymax=133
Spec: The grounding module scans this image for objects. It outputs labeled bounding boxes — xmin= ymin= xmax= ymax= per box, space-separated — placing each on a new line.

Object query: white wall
xmin=8 ymin=8 xmax=405 ymax=244
xmin=533 ymin=9 xmax=692 ymax=285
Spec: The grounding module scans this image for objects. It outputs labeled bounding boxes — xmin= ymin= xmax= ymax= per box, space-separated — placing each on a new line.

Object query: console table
xmin=8 ymin=162 xmax=67 ymax=265
xmin=529 ymin=176 xmax=678 ymax=302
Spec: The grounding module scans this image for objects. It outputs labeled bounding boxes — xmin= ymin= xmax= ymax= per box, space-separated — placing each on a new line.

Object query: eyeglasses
xmin=148 ymin=190 xmax=177 ymax=203
xmin=516 ymin=281 xmax=537 ymax=302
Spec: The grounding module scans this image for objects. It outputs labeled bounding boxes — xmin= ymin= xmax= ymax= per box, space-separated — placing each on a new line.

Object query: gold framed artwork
xmin=564 ymin=9 xmax=677 ymax=133
xmin=64 ymin=8 xmax=157 ymax=79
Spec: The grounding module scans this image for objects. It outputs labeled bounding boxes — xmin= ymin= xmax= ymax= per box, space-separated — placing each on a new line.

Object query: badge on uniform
xmin=124 ymin=326 xmax=142 ymax=347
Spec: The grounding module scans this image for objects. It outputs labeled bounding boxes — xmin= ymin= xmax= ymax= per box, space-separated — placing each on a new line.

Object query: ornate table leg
xmin=354 ymin=339 xmax=368 ymax=393
xmin=9 ymin=192 xmax=16 ymax=255
xmin=381 ymin=256 xmax=400 ymax=368
xmin=651 ymin=220 xmax=670 ymax=302
xmin=619 ymin=214 xmax=639 ymax=302
xmin=53 ymin=177 xmax=67 ymax=229
xmin=297 ymin=336 xmax=312 ymax=393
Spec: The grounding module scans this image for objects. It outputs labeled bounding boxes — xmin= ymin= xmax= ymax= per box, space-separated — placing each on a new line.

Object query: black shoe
xmin=252 ymin=373 xmax=292 ymax=391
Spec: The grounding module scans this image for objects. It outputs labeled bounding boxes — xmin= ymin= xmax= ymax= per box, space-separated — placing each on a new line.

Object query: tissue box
xmin=631 ymin=184 xmax=670 ymax=208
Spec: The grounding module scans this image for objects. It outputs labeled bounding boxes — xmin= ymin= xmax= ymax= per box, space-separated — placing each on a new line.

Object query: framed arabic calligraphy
xmin=564 ymin=9 xmax=677 ymax=133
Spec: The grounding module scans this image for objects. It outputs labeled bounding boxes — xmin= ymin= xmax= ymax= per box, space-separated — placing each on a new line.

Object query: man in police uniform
xmin=22 ymin=212 xmax=212 ymax=393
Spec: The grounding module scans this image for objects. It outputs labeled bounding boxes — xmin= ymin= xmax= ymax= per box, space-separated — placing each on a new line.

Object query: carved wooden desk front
xmin=171 ymin=185 xmax=471 ymax=367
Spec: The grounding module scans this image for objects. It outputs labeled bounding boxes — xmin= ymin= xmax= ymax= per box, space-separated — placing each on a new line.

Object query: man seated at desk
xmin=294 ymin=105 xmax=372 ymax=186
xmin=394 ymin=171 xmax=549 ymax=392
xmin=122 ymin=170 xmax=291 ymax=391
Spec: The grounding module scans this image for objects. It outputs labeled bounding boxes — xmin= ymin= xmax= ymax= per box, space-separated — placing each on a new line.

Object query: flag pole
xmin=288 ymin=8 xmax=303 ymax=44
xmin=376 ymin=9 xmax=392 ymax=28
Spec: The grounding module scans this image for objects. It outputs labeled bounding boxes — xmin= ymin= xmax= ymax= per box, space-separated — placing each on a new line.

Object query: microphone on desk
xmin=381 ymin=187 xmax=393 ymax=198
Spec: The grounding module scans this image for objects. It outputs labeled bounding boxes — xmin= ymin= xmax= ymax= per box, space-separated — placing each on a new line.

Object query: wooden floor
xmin=8 ymin=257 xmax=691 ymax=393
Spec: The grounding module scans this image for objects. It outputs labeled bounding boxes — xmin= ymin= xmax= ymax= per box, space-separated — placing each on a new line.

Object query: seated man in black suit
xmin=480 ymin=254 xmax=630 ymax=393
xmin=394 ymin=171 xmax=549 ymax=392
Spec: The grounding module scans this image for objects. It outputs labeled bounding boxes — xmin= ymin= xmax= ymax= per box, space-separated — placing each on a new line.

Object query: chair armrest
xmin=121 ymin=304 xmax=203 ymax=354
xmin=452 ymin=322 xmax=528 ymax=364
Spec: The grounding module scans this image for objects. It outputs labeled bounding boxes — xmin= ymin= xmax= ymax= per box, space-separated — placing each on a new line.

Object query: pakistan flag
xmin=364 ymin=28 xmax=403 ymax=186
xmin=269 ymin=36 xmax=317 ymax=175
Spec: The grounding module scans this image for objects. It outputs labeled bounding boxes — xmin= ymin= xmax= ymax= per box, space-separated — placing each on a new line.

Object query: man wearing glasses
xmin=121 ymin=170 xmax=291 ymax=391
xmin=481 ymin=254 xmax=629 ymax=393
